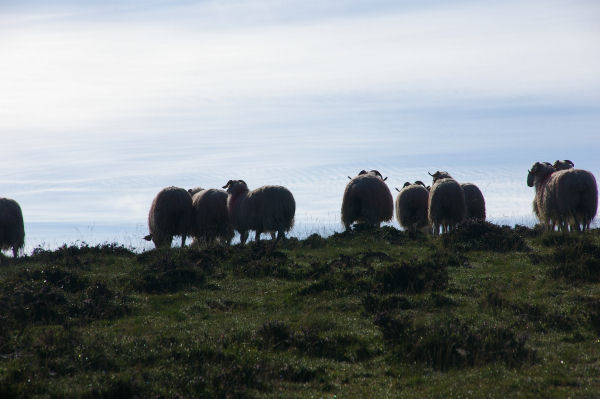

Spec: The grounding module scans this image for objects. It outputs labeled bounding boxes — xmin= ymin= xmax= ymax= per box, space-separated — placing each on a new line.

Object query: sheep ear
xmin=143 ymin=234 xmax=152 ymax=241
xmin=358 ymin=170 xmax=367 ymax=175
xmin=347 ymin=176 xmax=352 ymax=180
xmin=566 ymin=160 xmax=574 ymax=166
xmin=239 ymin=180 xmax=247 ymax=186
xmin=395 ymin=187 xmax=400 ymax=192
xmin=222 ymin=180 xmax=232 ymax=189
xmin=428 ymin=171 xmax=434 ymax=177
xmin=383 ymin=176 xmax=388 ymax=181
xmin=403 ymin=182 xmax=411 ymax=188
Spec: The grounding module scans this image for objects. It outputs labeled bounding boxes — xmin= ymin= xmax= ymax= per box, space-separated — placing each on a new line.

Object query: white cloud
xmin=0 ymin=0 xmax=598 ymax=131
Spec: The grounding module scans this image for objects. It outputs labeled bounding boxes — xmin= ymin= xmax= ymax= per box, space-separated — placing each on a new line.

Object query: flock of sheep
xmin=0 ymin=160 xmax=598 ymax=256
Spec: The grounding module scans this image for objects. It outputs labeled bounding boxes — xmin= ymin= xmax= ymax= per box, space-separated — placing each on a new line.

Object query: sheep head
xmin=222 ymin=179 xmax=248 ymax=194
xmin=527 ymin=162 xmax=554 ymax=187
xmin=428 ymin=171 xmax=452 ymax=183
xmin=553 ymin=159 xmax=574 ymax=171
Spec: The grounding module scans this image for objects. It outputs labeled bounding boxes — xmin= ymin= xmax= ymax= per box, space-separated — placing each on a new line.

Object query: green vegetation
xmin=1 ymin=223 xmax=600 ymax=398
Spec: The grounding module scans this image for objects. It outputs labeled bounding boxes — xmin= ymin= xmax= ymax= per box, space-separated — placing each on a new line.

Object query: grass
xmin=1 ymin=222 xmax=600 ymax=398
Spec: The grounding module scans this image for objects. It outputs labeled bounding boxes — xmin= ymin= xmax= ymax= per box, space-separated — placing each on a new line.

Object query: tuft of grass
xmin=544 ymin=236 xmax=600 ymax=283
xmin=442 ymin=220 xmax=529 ymax=252
xmin=374 ymin=312 xmax=535 ymax=370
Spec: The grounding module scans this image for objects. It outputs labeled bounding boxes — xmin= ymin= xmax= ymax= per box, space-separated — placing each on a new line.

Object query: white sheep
xmin=341 ymin=170 xmax=393 ymax=230
xmin=222 ymin=180 xmax=295 ymax=244
xmin=144 ymin=186 xmax=193 ymax=248
xmin=190 ymin=188 xmax=234 ymax=246
xmin=461 ymin=183 xmax=486 ymax=220
xmin=395 ymin=181 xmax=429 ymax=233
xmin=0 ymin=198 xmax=25 ymax=259
xmin=527 ymin=162 xmax=598 ymax=231
xmin=427 ymin=171 xmax=466 ymax=235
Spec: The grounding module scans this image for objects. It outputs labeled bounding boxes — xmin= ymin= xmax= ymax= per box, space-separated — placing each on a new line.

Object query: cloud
xmin=0 ymin=0 xmax=598 ymax=131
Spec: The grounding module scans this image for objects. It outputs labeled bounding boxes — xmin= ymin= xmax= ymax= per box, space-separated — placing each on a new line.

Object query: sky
xmin=1 ymin=0 xmax=599 ymax=250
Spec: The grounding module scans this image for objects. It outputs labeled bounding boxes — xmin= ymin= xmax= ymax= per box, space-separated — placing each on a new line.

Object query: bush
xmin=442 ymin=220 xmax=528 ymax=252
xmin=374 ymin=313 xmax=535 ymax=370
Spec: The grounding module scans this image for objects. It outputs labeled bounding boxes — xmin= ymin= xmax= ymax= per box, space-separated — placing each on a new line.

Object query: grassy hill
xmin=1 ymin=221 xmax=600 ymax=398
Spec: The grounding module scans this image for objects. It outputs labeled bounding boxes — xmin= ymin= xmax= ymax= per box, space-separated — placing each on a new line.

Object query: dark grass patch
xmin=514 ymin=224 xmax=545 ymax=238
xmin=363 ymin=292 xmax=456 ymax=315
xmin=441 ymin=220 xmax=529 ymax=252
xmin=580 ymin=296 xmax=600 ymax=334
xmin=133 ymin=250 xmax=206 ymax=293
xmin=374 ymin=257 xmax=449 ymax=294
xmin=479 ymin=292 xmax=579 ymax=332
xmin=374 ymin=313 xmax=535 ymax=370
xmin=331 ymin=225 xmax=407 ymax=245
xmin=544 ymin=238 xmax=600 ymax=283
xmin=297 ymin=253 xmax=449 ymax=297
xmin=253 ymin=320 xmax=377 ymax=362
xmin=0 ymin=266 xmax=130 ymax=329
xmin=78 ymin=282 xmax=129 ymax=320
xmin=28 ymin=242 xmax=135 ymax=267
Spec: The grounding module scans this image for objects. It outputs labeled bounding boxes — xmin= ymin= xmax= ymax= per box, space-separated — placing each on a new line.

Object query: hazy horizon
xmin=2 ymin=0 xmax=599 ymax=253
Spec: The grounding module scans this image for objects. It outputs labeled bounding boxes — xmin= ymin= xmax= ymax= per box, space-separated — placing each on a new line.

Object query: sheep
xmin=222 ymin=180 xmax=295 ymax=244
xmin=144 ymin=186 xmax=193 ymax=248
xmin=553 ymin=160 xmax=574 ymax=171
xmin=461 ymin=183 xmax=486 ymax=220
xmin=190 ymin=188 xmax=234 ymax=246
xmin=394 ymin=181 xmax=429 ymax=233
xmin=527 ymin=162 xmax=598 ymax=231
xmin=341 ymin=170 xmax=393 ymax=230
xmin=0 ymin=198 xmax=25 ymax=259
xmin=427 ymin=171 xmax=466 ymax=235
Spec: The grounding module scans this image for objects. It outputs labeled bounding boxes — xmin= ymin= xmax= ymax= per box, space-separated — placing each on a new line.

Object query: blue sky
xmin=1 ymin=0 xmax=599 ymax=245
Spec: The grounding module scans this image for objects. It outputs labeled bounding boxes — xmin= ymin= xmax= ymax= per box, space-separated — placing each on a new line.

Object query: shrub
xmin=374 ymin=313 xmax=535 ymax=370
xmin=442 ymin=220 xmax=528 ymax=252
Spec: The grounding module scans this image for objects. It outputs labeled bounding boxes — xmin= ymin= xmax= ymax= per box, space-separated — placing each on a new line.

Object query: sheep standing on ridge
xmin=527 ymin=161 xmax=598 ymax=231
xmin=144 ymin=186 xmax=193 ymax=248
xmin=190 ymin=188 xmax=234 ymax=246
xmin=341 ymin=170 xmax=393 ymax=230
xmin=427 ymin=171 xmax=466 ymax=235
xmin=395 ymin=181 xmax=429 ymax=233
xmin=461 ymin=183 xmax=486 ymax=220
xmin=223 ymin=180 xmax=295 ymax=244
xmin=0 ymin=198 xmax=25 ymax=259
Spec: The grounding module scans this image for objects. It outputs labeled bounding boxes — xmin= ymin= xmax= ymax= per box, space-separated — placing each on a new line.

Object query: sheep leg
xmin=276 ymin=230 xmax=285 ymax=242
xmin=240 ymin=230 xmax=248 ymax=245
xmin=181 ymin=235 xmax=186 ymax=247
xmin=12 ymin=247 xmax=18 ymax=258
xmin=255 ymin=230 xmax=262 ymax=242
xmin=269 ymin=232 xmax=276 ymax=240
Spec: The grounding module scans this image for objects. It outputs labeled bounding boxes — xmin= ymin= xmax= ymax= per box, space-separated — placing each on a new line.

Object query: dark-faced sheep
xmin=190 ymin=188 xmax=234 ymax=246
xmin=0 ymin=198 xmax=25 ymax=258
xmin=144 ymin=186 xmax=193 ymax=248
xmin=341 ymin=170 xmax=393 ymax=230
xmin=222 ymin=180 xmax=295 ymax=244
xmin=527 ymin=162 xmax=598 ymax=231
xmin=427 ymin=171 xmax=466 ymax=235
xmin=461 ymin=183 xmax=486 ymax=220
xmin=553 ymin=160 xmax=575 ymax=171
xmin=395 ymin=181 xmax=429 ymax=232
